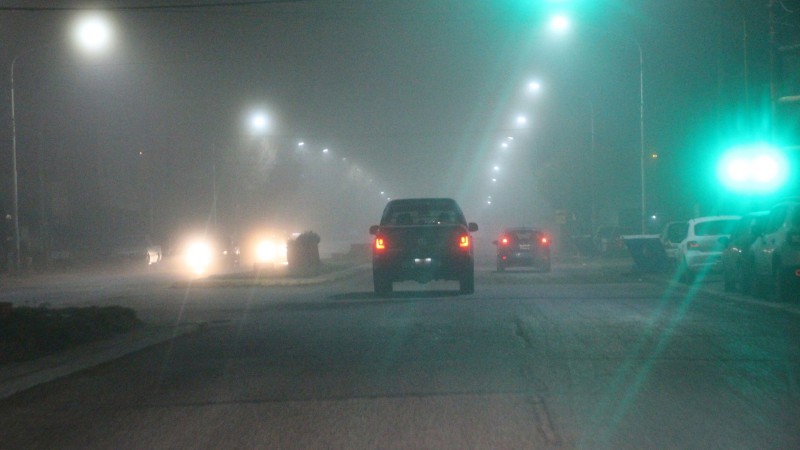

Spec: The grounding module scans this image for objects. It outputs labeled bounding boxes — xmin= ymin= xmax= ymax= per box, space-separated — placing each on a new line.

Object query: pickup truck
xmin=368 ymin=198 xmax=478 ymax=295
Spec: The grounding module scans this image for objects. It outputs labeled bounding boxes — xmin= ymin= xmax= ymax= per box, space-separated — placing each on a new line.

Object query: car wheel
xmin=738 ymin=261 xmax=753 ymax=294
xmin=459 ymin=270 xmax=475 ymax=294
xmin=679 ymin=259 xmax=694 ymax=284
xmin=373 ymin=271 xmax=392 ymax=295
xmin=723 ymin=266 xmax=735 ymax=292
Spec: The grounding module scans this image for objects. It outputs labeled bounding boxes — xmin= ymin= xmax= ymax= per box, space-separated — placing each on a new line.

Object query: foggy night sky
xmin=1 ymin=0 xmax=798 ymax=246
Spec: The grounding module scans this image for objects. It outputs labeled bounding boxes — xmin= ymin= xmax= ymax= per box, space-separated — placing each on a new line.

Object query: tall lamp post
xmin=8 ymin=12 xmax=113 ymax=270
xmin=550 ymin=15 xmax=647 ymax=234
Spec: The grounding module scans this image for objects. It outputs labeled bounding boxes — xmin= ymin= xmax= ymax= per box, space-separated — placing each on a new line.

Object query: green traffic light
xmin=718 ymin=144 xmax=789 ymax=194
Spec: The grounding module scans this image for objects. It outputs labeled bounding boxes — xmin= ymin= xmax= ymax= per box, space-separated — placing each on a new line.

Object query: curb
xmin=0 ymin=323 xmax=200 ymax=400
xmin=642 ymin=272 xmax=800 ymax=317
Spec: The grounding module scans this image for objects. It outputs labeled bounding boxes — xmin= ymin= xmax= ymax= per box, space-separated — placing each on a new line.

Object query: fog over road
xmin=2 ymin=260 xmax=799 ymax=449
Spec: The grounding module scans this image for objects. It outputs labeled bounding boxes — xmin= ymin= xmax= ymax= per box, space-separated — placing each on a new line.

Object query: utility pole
xmin=768 ymin=0 xmax=777 ymax=140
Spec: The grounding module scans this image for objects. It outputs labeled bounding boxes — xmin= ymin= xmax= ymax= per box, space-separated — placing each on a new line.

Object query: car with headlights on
xmin=749 ymin=198 xmax=800 ymax=302
xmin=676 ymin=215 xmax=740 ymax=283
xmin=369 ymin=198 xmax=478 ymax=295
xmin=493 ymin=227 xmax=551 ymax=272
xmin=181 ymin=232 xmax=239 ymax=276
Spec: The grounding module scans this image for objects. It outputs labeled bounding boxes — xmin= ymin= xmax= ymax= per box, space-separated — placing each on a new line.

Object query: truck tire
xmin=373 ymin=271 xmax=392 ymax=296
xmin=459 ymin=270 xmax=474 ymax=294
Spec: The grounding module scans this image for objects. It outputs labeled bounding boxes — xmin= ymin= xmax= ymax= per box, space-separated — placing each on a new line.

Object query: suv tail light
xmin=458 ymin=235 xmax=470 ymax=249
xmin=375 ymin=237 xmax=386 ymax=251
xmin=500 ymin=236 xmax=510 ymax=246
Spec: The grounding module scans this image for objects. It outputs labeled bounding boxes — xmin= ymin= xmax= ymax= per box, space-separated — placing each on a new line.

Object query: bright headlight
xmin=186 ymin=241 xmax=213 ymax=274
xmin=255 ymin=239 xmax=288 ymax=265
xmin=256 ymin=240 xmax=277 ymax=262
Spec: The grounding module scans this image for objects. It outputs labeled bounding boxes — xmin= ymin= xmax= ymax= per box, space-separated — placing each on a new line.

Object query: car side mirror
xmin=468 ymin=223 xmax=479 ymax=232
xmin=369 ymin=225 xmax=379 ymax=235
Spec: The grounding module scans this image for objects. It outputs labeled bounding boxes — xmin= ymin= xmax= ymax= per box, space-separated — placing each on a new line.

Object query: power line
xmin=0 ymin=0 xmax=310 ymax=12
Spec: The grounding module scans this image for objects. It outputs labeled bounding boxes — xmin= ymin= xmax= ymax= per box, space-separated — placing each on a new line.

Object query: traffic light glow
xmin=718 ymin=144 xmax=789 ymax=194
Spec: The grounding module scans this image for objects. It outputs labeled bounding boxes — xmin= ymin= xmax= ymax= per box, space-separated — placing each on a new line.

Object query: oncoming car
xmin=493 ymin=227 xmax=551 ymax=272
xmin=181 ymin=233 xmax=239 ymax=276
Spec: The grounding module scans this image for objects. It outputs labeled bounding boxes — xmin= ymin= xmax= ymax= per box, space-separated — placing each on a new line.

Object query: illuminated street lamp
xmin=9 ymin=12 xmax=114 ymax=270
xmin=249 ymin=111 xmax=269 ymax=135
xmin=72 ymin=12 xmax=114 ymax=54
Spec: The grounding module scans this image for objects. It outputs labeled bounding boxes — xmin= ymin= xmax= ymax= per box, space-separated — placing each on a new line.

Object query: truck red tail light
xmin=375 ymin=237 xmax=386 ymax=251
xmin=501 ymin=237 xmax=509 ymax=245
xmin=459 ymin=235 xmax=470 ymax=248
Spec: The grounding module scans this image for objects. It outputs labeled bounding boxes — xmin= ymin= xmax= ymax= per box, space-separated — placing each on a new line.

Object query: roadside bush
xmin=0 ymin=306 xmax=142 ymax=364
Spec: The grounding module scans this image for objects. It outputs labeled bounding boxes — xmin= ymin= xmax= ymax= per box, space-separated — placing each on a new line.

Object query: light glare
xmin=74 ymin=13 xmax=113 ymax=53
xmin=550 ymin=14 xmax=570 ymax=32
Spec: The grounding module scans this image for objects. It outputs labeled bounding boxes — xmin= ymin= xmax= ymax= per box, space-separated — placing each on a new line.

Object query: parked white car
xmin=676 ymin=216 xmax=740 ymax=283
xmin=660 ymin=221 xmax=688 ymax=264
xmin=749 ymin=198 xmax=800 ymax=302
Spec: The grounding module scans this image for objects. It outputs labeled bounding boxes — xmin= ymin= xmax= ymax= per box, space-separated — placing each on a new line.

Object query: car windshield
xmin=694 ymin=219 xmax=739 ymax=236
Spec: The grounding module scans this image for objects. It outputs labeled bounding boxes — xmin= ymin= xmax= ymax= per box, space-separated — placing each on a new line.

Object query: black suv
xmin=369 ymin=198 xmax=478 ymax=295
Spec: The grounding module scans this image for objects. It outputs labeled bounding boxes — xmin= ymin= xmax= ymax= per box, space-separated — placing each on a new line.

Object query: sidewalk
xmin=0 ymin=260 xmax=369 ymax=400
xmin=0 ymin=324 xmax=199 ymax=400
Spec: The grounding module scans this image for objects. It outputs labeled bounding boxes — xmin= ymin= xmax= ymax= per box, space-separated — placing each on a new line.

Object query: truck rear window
xmin=382 ymin=200 xmax=465 ymax=226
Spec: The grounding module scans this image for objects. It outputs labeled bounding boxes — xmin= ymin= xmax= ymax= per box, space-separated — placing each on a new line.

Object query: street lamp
xmin=248 ymin=111 xmax=269 ymax=135
xmin=9 ymin=12 xmax=114 ymax=270
xmin=550 ymin=15 xmax=646 ymax=233
xmin=72 ymin=12 xmax=114 ymax=54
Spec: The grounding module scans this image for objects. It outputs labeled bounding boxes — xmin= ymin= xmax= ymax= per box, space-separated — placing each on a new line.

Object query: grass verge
xmin=0 ymin=305 xmax=143 ymax=365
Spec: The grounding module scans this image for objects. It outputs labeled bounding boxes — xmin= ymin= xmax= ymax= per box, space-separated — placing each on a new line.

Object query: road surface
xmin=1 ymin=258 xmax=799 ymax=449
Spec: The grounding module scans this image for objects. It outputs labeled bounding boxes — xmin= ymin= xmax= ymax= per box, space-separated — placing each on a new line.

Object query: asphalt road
xmin=1 ymin=259 xmax=799 ymax=449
